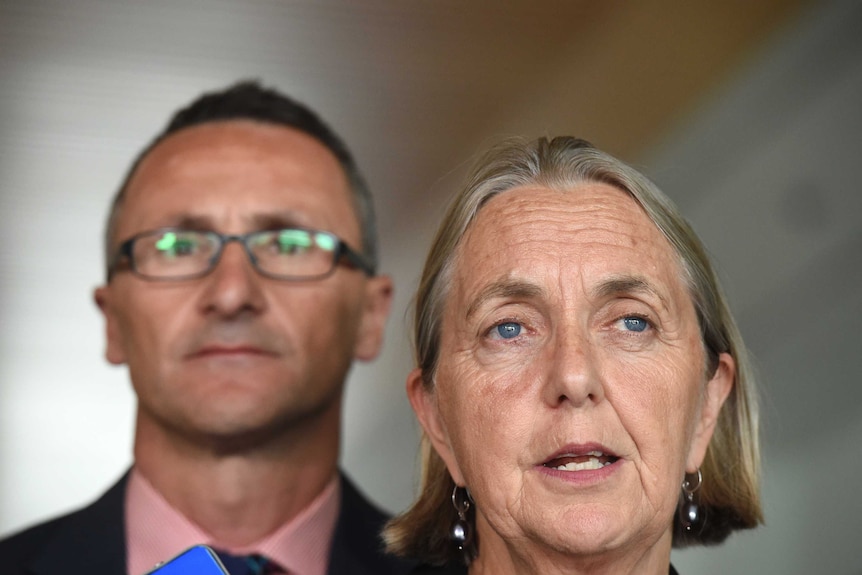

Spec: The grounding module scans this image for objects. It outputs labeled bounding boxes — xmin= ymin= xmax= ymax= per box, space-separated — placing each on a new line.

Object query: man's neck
xmin=132 ymin=406 xmax=341 ymax=547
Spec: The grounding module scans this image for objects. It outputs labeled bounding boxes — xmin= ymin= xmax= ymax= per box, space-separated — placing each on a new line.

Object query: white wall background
xmin=1 ymin=1 xmax=860 ymax=573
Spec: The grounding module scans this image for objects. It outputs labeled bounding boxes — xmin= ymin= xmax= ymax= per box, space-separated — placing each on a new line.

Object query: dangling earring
xmin=450 ymin=485 xmax=477 ymax=564
xmin=679 ymin=468 xmax=704 ymax=533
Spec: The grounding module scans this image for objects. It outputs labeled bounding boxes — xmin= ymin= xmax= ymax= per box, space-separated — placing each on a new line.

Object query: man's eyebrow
xmin=168 ymin=214 xmax=216 ymax=230
xmin=465 ymin=280 xmax=545 ymax=320
xmin=161 ymin=212 xmax=308 ymax=232
xmin=591 ymin=275 xmax=670 ymax=308
xmin=247 ymin=212 xmax=309 ymax=231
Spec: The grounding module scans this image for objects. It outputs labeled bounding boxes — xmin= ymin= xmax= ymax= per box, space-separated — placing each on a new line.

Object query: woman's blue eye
xmin=622 ymin=317 xmax=649 ymax=332
xmin=495 ymin=322 xmax=522 ymax=339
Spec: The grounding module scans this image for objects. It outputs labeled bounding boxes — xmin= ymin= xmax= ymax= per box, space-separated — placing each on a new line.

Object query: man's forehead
xmin=132 ymin=120 xmax=344 ymax=181
xmin=114 ymin=120 xmax=359 ymax=239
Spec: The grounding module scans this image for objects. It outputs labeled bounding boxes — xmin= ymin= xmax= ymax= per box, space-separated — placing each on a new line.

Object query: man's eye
xmin=621 ymin=316 xmax=650 ymax=333
xmin=155 ymin=232 xmax=197 ymax=256
xmin=276 ymin=230 xmax=313 ymax=254
xmin=494 ymin=322 xmax=522 ymax=339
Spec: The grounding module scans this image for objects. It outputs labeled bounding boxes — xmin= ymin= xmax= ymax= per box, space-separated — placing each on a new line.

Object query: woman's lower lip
xmin=535 ymin=458 xmax=622 ymax=484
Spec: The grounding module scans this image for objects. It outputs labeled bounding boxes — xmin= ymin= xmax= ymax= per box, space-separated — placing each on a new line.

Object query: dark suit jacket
xmin=0 ymin=471 xmax=414 ymax=575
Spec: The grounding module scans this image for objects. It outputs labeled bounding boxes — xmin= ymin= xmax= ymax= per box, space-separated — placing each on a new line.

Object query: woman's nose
xmin=542 ymin=328 xmax=605 ymax=408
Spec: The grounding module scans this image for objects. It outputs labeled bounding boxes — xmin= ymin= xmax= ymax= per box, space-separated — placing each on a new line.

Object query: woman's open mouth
xmin=544 ymin=451 xmax=619 ymax=471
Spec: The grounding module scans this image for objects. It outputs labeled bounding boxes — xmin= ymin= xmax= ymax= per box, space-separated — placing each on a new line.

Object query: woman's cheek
xmin=440 ymin=364 xmax=533 ymax=481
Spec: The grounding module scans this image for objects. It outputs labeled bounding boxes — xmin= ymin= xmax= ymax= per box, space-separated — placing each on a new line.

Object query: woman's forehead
xmin=448 ymin=184 xmax=690 ymax=309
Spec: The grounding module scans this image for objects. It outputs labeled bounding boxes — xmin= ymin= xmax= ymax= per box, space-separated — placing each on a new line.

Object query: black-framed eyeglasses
xmin=108 ymin=227 xmax=375 ymax=281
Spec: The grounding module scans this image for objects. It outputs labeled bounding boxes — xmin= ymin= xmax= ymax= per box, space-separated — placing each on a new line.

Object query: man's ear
xmin=406 ymin=367 xmax=466 ymax=486
xmin=686 ymin=352 xmax=735 ymax=471
xmin=94 ymin=285 xmax=127 ymax=365
xmin=353 ymin=274 xmax=394 ymax=361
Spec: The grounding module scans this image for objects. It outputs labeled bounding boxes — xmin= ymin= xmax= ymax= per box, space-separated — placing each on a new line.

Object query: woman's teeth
xmin=546 ymin=451 xmax=617 ymax=471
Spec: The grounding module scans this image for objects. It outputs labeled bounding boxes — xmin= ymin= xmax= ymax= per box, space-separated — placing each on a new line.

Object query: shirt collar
xmin=125 ymin=467 xmax=340 ymax=575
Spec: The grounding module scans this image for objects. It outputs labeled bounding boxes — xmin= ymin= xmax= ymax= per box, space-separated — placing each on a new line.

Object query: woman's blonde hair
xmin=385 ymin=137 xmax=763 ymax=564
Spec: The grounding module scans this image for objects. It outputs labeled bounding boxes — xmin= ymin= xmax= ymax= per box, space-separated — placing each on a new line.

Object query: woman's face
xmin=411 ymin=184 xmax=733 ymax=564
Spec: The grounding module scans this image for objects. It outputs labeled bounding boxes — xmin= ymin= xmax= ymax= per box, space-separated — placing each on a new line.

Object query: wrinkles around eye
xmin=603 ymin=315 xmax=662 ymax=353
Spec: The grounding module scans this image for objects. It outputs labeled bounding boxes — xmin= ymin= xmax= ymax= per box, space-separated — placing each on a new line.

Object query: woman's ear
xmin=686 ymin=352 xmax=735 ymax=471
xmin=406 ymin=367 xmax=466 ymax=485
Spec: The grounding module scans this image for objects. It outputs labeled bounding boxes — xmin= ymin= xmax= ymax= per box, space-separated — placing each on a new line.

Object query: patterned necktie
xmin=214 ymin=549 xmax=284 ymax=575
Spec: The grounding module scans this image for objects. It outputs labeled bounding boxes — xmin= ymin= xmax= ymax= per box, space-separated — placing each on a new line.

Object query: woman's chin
xmin=499 ymin=516 xmax=666 ymax=571
xmin=533 ymin=509 xmax=631 ymax=556
xmin=501 ymin=479 xmax=666 ymax=560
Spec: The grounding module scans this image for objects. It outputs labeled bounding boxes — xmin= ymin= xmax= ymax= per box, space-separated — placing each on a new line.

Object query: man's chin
xmin=171 ymin=416 xmax=297 ymax=455
xmin=162 ymin=400 xmax=338 ymax=453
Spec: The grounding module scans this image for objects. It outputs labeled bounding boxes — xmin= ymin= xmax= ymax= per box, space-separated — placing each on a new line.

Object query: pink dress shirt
xmin=125 ymin=468 xmax=340 ymax=575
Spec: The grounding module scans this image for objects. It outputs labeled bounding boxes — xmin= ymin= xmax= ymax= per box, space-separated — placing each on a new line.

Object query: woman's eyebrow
xmin=465 ymin=280 xmax=545 ymax=320
xmin=591 ymin=275 xmax=670 ymax=309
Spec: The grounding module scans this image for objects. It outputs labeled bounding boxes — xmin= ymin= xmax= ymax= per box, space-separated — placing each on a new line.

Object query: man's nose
xmin=198 ymin=240 xmax=266 ymax=317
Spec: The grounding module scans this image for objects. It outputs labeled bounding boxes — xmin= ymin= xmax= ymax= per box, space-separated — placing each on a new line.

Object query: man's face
xmin=95 ymin=120 xmax=392 ymax=447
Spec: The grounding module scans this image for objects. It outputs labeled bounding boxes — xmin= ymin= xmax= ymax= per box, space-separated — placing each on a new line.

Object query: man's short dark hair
xmin=104 ymin=80 xmax=377 ymax=278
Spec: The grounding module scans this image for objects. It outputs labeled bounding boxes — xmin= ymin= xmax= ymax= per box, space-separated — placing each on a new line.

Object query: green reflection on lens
xmin=155 ymin=232 xmax=177 ymax=251
xmin=278 ymin=229 xmax=312 ymax=249
xmin=315 ymin=234 xmax=336 ymax=252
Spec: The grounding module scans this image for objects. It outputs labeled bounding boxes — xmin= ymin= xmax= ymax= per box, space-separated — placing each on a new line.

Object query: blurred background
xmin=1 ymin=1 xmax=860 ymax=573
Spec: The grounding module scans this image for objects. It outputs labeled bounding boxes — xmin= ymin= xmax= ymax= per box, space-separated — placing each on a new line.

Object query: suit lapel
xmin=27 ymin=473 xmax=129 ymax=575
xmin=326 ymin=473 xmax=414 ymax=575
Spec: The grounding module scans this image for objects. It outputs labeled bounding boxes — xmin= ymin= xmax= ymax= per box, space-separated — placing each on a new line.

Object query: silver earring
xmin=450 ymin=485 xmax=476 ymax=564
xmin=679 ymin=468 xmax=704 ymax=533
